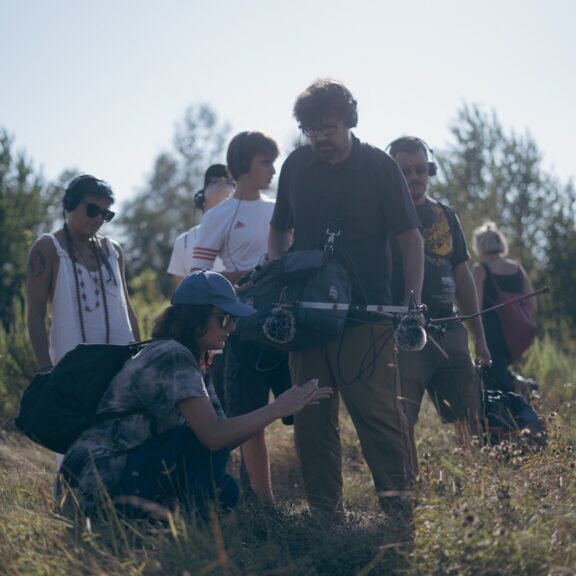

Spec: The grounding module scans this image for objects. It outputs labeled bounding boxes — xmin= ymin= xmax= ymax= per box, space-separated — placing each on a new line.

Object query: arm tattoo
xmin=27 ymin=248 xmax=46 ymax=277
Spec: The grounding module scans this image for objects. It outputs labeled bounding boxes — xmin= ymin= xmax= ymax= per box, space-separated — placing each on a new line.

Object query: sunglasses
xmin=85 ymin=202 xmax=116 ymax=222
xmin=400 ymin=163 xmax=429 ymax=177
xmin=211 ymin=312 xmax=236 ymax=329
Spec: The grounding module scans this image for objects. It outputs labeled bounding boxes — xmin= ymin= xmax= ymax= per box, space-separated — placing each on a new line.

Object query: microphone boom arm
xmin=430 ymin=286 xmax=550 ymax=328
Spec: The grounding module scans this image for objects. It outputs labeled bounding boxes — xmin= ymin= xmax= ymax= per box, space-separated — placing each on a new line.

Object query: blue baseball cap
xmin=172 ymin=270 xmax=256 ymax=317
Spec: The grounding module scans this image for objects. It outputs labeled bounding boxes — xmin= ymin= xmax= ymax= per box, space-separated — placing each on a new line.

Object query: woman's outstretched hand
xmin=272 ymin=379 xmax=333 ymax=419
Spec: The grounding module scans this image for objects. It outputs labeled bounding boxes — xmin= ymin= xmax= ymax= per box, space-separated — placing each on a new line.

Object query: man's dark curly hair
xmin=293 ymin=79 xmax=358 ymax=128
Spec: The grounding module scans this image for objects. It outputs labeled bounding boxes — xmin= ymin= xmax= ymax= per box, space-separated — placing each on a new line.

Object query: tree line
xmin=1 ymin=103 xmax=574 ymax=339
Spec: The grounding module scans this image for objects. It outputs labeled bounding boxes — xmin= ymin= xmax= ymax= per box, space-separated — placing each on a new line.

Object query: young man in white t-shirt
xmin=167 ymin=164 xmax=233 ymax=283
xmin=190 ymin=132 xmax=292 ymax=503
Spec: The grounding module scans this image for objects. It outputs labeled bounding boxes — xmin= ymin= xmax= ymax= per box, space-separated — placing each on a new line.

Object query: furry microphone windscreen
xmin=394 ymin=313 xmax=427 ymax=352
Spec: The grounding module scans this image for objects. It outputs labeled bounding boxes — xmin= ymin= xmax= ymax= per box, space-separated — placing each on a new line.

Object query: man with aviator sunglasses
xmin=388 ymin=136 xmax=490 ymax=454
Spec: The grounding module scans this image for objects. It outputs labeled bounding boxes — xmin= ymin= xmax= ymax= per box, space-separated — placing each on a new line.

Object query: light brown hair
xmin=473 ymin=221 xmax=509 ymax=256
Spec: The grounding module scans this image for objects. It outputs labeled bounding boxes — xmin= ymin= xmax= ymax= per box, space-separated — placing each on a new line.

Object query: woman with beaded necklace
xmin=26 ymin=174 xmax=140 ymax=379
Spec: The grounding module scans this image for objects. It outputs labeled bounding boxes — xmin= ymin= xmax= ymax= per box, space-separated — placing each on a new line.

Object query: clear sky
xmin=1 ymin=0 xmax=574 ymax=205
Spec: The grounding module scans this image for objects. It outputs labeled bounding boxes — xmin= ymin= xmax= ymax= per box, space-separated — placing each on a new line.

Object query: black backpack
xmin=235 ymin=250 xmax=351 ymax=351
xmin=478 ymin=364 xmax=547 ymax=446
xmin=15 ymin=340 xmax=152 ymax=454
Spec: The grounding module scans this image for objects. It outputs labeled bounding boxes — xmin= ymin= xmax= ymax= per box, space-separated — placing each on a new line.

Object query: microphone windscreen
xmin=395 ymin=314 xmax=427 ymax=352
xmin=263 ymin=307 xmax=296 ymax=344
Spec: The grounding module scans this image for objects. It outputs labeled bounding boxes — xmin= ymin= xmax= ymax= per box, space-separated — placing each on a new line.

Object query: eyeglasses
xmin=299 ymin=122 xmax=342 ymax=138
xmin=85 ymin=202 xmax=116 ymax=222
xmin=211 ymin=312 xmax=236 ymax=329
xmin=400 ymin=163 xmax=429 ymax=177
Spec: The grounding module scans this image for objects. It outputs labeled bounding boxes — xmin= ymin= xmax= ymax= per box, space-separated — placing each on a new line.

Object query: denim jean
xmin=112 ymin=426 xmax=239 ymax=519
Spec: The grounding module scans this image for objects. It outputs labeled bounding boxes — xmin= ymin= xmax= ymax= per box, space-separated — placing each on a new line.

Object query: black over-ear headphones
xmin=193 ymin=189 xmax=205 ymax=210
xmin=345 ymin=96 xmax=358 ymax=128
xmin=227 ymin=131 xmax=251 ymax=179
xmin=329 ymin=82 xmax=358 ymax=128
xmin=386 ymin=136 xmax=438 ymax=177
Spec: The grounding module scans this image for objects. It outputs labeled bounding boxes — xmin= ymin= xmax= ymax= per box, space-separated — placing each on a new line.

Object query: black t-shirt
xmin=271 ymin=135 xmax=419 ymax=305
xmin=391 ymin=197 xmax=469 ymax=317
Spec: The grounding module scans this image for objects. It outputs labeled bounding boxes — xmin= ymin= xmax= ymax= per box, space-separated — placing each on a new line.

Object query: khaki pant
xmin=398 ymin=322 xmax=481 ymax=432
xmin=289 ymin=323 xmax=415 ymax=516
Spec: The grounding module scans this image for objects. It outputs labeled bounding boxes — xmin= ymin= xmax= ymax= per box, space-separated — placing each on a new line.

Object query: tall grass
xmin=0 ymin=306 xmax=35 ymax=422
xmin=1 ymin=326 xmax=575 ymax=574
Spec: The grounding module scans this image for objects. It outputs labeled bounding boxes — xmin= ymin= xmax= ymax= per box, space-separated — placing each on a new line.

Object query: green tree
xmin=539 ymin=180 xmax=576 ymax=341
xmin=118 ymin=104 xmax=230 ymax=297
xmin=0 ymin=130 xmax=50 ymax=330
xmin=433 ymin=103 xmax=555 ymax=272
xmin=432 ymin=104 xmax=576 ymax=335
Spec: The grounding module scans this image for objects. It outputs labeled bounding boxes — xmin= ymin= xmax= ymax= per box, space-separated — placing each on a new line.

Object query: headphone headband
xmin=227 ymin=131 xmax=252 ymax=180
xmin=386 ymin=136 xmax=438 ymax=177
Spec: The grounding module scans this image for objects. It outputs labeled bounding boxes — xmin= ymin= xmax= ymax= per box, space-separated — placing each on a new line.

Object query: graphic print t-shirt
xmin=392 ymin=197 xmax=469 ymax=317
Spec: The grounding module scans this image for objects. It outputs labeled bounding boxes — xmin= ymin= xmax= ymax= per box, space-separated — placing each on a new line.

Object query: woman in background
xmin=472 ymin=222 xmax=537 ymax=393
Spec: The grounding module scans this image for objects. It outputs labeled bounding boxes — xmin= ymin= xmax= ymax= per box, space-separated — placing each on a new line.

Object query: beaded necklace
xmin=63 ymin=223 xmax=111 ymax=343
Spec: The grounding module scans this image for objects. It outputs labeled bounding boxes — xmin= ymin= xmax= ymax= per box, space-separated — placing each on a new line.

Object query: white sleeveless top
xmin=46 ymin=234 xmax=134 ymax=364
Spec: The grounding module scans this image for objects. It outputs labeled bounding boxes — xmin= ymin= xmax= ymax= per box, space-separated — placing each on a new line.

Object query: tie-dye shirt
xmin=57 ymin=339 xmax=211 ymax=509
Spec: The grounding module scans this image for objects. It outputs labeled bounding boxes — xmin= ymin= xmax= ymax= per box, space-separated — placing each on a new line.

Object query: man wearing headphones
xmin=167 ymin=164 xmax=233 ymax=283
xmin=388 ymin=136 xmax=491 ymax=455
xmin=268 ymin=80 xmax=424 ymax=535
xmin=189 ymin=132 xmax=292 ymax=504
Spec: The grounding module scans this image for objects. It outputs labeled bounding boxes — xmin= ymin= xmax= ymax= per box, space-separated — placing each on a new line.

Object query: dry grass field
xmin=1 ymin=336 xmax=576 ymax=575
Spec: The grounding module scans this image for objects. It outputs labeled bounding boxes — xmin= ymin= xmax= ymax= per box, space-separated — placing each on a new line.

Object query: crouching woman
xmin=56 ymin=270 xmax=331 ymax=518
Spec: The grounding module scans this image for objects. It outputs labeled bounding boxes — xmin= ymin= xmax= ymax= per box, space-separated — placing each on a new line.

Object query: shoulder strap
xmin=100 ymin=236 xmax=117 ymax=257
xmin=91 ymin=338 xmax=159 ymax=425
xmin=482 ymin=262 xmax=502 ymax=298
xmin=93 ymin=236 xmax=119 ymax=286
xmin=324 ymin=194 xmax=344 ymax=254
xmin=323 ymin=143 xmax=376 ymax=253
xmin=44 ymin=233 xmax=69 ymax=258
xmin=126 ymin=338 xmax=158 ymax=353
